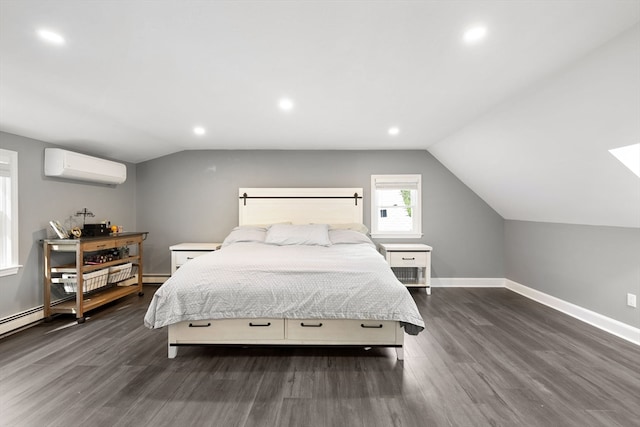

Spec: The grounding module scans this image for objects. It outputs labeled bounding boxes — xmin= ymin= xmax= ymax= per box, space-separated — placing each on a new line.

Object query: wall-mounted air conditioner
xmin=44 ymin=148 xmax=127 ymax=184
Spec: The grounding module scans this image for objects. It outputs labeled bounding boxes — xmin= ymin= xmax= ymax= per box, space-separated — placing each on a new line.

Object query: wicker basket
xmin=60 ymin=268 xmax=109 ymax=294
xmin=107 ymin=263 xmax=133 ymax=284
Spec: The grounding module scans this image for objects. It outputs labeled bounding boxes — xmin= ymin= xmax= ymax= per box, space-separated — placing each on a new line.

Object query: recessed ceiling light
xmin=388 ymin=127 xmax=400 ymax=136
xmin=463 ymin=25 xmax=487 ymax=44
xmin=609 ymin=143 xmax=640 ymax=178
xmin=193 ymin=126 xmax=206 ymax=136
xmin=279 ymin=98 xmax=294 ymax=111
xmin=37 ymin=29 xmax=65 ymax=45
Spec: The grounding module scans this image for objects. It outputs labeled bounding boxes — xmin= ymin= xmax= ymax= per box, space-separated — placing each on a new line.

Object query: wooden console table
xmin=43 ymin=232 xmax=147 ymax=323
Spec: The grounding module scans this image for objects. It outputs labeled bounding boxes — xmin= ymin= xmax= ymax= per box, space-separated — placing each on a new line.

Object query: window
xmin=609 ymin=143 xmax=640 ymax=178
xmin=0 ymin=149 xmax=20 ymax=276
xmin=370 ymin=174 xmax=422 ymax=238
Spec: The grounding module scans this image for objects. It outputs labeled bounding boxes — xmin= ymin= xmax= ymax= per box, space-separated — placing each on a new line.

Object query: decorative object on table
xmin=75 ymin=207 xmax=110 ymax=236
xmin=74 ymin=207 xmax=95 ymax=226
xmin=49 ymin=220 xmax=69 ymax=239
xmin=70 ymin=227 xmax=82 ymax=238
xmin=82 ymin=223 xmax=110 ymax=237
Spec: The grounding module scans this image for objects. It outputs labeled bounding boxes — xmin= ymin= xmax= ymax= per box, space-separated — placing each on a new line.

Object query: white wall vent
xmin=44 ymin=148 xmax=127 ymax=184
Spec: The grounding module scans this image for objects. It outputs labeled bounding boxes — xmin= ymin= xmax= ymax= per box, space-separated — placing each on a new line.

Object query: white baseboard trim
xmin=431 ymin=277 xmax=505 ymax=288
xmin=505 ymin=279 xmax=640 ymax=346
xmin=0 ymin=308 xmax=43 ymax=337
xmin=143 ymin=274 xmax=169 ymax=284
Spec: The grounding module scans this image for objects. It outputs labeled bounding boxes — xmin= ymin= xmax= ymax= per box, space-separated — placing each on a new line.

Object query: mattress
xmin=144 ymin=241 xmax=425 ymax=335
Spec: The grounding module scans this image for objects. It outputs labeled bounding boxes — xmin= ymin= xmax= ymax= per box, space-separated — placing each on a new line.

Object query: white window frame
xmin=0 ymin=149 xmax=20 ymax=277
xmin=370 ymin=174 xmax=422 ymax=239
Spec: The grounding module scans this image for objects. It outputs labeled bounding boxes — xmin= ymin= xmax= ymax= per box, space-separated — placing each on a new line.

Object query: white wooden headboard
xmin=238 ymin=188 xmax=363 ymax=225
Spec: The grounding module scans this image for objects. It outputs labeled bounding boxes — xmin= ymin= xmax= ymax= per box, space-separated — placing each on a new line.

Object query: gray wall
xmin=3 ymin=134 xmax=637 ymax=331
xmin=505 ymin=220 xmax=640 ymax=328
xmin=136 ymin=150 xmax=505 ymax=277
xmin=0 ymin=132 xmax=137 ymax=319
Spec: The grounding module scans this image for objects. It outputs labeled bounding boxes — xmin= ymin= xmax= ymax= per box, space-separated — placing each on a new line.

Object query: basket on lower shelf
xmin=392 ymin=267 xmax=419 ymax=284
xmin=107 ymin=263 xmax=134 ymax=284
xmin=59 ymin=268 xmax=110 ymax=294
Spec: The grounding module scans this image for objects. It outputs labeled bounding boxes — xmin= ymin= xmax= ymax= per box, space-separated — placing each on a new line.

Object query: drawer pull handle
xmin=301 ymin=322 xmax=323 ymax=327
xmin=186 ymin=257 xmax=194 ymax=260
xmin=402 ymin=257 xmax=415 ymax=261
xmin=96 ymin=244 xmax=107 ymax=249
xmin=249 ymin=322 xmax=271 ymax=327
xmin=361 ymin=324 xmax=383 ymax=329
xmin=188 ymin=322 xmax=211 ymax=328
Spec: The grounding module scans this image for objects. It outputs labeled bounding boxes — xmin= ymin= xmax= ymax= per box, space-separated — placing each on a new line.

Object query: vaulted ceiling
xmin=1 ymin=1 xmax=638 ymax=227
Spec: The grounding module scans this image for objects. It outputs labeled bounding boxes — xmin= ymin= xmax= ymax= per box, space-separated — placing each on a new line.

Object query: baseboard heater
xmin=0 ymin=306 xmax=44 ymax=337
xmin=0 ymin=306 xmax=42 ymax=326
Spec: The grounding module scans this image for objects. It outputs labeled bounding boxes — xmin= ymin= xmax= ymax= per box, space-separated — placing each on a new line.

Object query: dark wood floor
xmin=1 ymin=286 xmax=638 ymax=427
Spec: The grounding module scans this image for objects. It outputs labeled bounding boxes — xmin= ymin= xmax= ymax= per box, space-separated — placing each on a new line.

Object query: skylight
xmin=609 ymin=143 xmax=640 ymax=178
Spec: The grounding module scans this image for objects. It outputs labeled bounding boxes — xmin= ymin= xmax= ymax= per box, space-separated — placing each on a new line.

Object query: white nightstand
xmin=170 ymin=243 xmax=221 ymax=274
xmin=379 ymin=243 xmax=432 ymax=295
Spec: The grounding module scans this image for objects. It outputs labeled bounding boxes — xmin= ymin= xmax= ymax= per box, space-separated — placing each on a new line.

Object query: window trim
xmin=370 ymin=174 xmax=422 ymax=239
xmin=0 ymin=149 xmax=21 ymax=277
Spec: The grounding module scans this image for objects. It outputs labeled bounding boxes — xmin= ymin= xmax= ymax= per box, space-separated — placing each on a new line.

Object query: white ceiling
xmin=1 ymin=1 xmax=639 ymax=227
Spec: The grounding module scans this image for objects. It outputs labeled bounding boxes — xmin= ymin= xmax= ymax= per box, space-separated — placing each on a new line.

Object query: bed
xmin=144 ymin=188 xmax=425 ymax=359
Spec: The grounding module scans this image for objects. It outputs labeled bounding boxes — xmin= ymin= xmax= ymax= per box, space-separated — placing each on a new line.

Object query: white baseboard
xmin=143 ymin=274 xmax=169 ymax=284
xmin=0 ymin=308 xmax=43 ymax=336
xmin=431 ymin=277 xmax=505 ymax=288
xmin=505 ymin=279 xmax=640 ymax=346
xmin=431 ymin=277 xmax=639 ymax=345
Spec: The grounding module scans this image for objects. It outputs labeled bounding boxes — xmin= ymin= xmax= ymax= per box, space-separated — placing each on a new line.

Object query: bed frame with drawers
xmin=167 ymin=188 xmax=406 ymax=360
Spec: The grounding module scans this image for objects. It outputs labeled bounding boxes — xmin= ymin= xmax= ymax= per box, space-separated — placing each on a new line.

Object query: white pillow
xmin=328 ymin=223 xmax=369 ymax=234
xmin=265 ymin=224 xmax=331 ymax=246
xmin=222 ymin=227 xmax=267 ymax=247
xmin=329 ymin=229 xmax=376 ymax=249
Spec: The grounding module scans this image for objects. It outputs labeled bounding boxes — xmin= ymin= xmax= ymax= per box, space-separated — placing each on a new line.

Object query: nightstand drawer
xmin=174 ymin=250 xmax=208 ymax=267
xmin=389 ymin=252 xmax=428 ymax=267
xmin=170 ymin=243 xmax=221 ymax=274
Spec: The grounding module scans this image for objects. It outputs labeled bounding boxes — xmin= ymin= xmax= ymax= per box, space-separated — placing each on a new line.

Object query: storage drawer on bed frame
xmin=170 ymin=318 xmax=285 ymax=342
xmin=286 ymin=319 xmax=398 ymax=344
